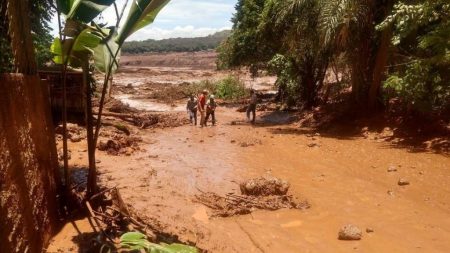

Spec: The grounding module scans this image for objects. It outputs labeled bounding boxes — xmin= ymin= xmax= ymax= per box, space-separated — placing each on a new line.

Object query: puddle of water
xmin=115 ymin=94 xmax=184 ymax=112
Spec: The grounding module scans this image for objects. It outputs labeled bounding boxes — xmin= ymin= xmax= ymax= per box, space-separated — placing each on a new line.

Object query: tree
xmin=0 ymin=0 xmax=54 ymax=72
xmin=217 ymin=0 xmax=268 ymax=70
xmin=319 ymin=0 xmax=395 ymax=109
xmin=378 ymin=1 xmax=450 ymax=112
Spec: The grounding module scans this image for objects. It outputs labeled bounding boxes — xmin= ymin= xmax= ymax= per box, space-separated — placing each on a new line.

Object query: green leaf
xmin=93 ymin=29 xmax=120 ymax=74
xmin=51 ymin=37 xmax=64 ymax=64
xmin=51 ymin=27 xmax=104 ymax=68
xmin=120 ymin=232 xmax=198 ymax=253
xmin=157 ymin=243 xmax=198 ymax=253
xmin=56 ymin=0 xmax=76 ymax=15
xmin=57 ymin=0 xmax=116 ymax=23
xmin=117 ymin=0 xmax=171 ymax=44
xmin=73 ymin=28 xmax=103 ymax=52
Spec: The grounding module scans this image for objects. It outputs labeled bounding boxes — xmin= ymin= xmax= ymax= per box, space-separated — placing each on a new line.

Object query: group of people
xmin=186 ymin=89 xmax=258 ymax=127
xmin=186 ymin=90 xmax=217 ymax=127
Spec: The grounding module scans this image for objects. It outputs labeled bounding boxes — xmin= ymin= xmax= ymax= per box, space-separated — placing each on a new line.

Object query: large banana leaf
xmin=51 ymin=27 xmax=104 ymax=67
xmin=93 ymin=28 xmax=120 ymax=74
xmin=57 ymin=0 xmax=116 ymax=23
xmin=117 ymin=0 xmax=171 ymax=44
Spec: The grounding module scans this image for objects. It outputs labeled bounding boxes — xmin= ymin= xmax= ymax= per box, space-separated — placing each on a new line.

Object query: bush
xmin=215 ymin=76 xmax=247 ymax=100
xmin=184 ymin=75 xmax=248 ymax=100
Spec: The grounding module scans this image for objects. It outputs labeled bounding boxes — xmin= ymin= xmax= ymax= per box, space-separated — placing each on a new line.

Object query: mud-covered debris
xmin=55 ymin=123 xmax=86 ymax=142
xmin=107 ymin=99 xmax=139 ymax=113
xmin=387 ymin=165 xmax=397 ymax=172
xmin=130 ymin=112 xmax=189 ymax=129
xmin=398 ymin=178 xmax=410 ymax=186
xmin=196 ymin=176 xmax=308 ymax=217
xmin=338 ymin=224 xmax=362 ymax=240
xmin=70 ymin=134 xmax=83 ymax=142
xmin=240 ymin=177 xmax=290 ymax=196
xmin=58 ymin=148 xmax=71 ymax=161
xmin=98 ymin=136 xmax=142 ymax=156
xmin=307 ymin=142 xmax=319 ymax=148
xmin=98 ymin=140 xmax=121 ymax=154
xmin=195 ymin=191 xmax=309 ymax=218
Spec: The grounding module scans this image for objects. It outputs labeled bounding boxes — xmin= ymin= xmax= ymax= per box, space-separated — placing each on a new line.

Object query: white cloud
xmin=50 ymin=0 xmax=237 ymax=41
xmin=127 ymin=25 xmax=231 ymax=41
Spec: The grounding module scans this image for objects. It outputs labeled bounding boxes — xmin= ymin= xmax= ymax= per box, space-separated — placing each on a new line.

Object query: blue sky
xmin=51 ymin=0 xmax=237 ymax=41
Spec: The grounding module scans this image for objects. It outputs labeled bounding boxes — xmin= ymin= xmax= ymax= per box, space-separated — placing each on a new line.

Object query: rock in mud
xmin=338 ymin=224 xmax=362 ymax=240
xmin=98 ymin=140 xmax=120 ymax=152
xmin=398 ymin=178 xmax=410 ymax=186
xmin=366 ymin=227 xmax=374 ymax=233
xmin=387 ymin=166 xmax=397 ymax=172
xmin=240 ymin=142 xmax=253 ymax=147
xmin=307 ymin=142 xmax=319 ymax=148
xmin=70 ymin=134 xmax=83 ymax=143
xmin=240 ymin=177 xmax=290 ymax=196
xmin=125 ymin=147 xmax=133 ymax=156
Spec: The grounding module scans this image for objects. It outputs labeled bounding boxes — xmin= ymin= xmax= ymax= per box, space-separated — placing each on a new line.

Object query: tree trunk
xmin=5 ymin=0 xmax=36 ymax=74
xmin=368 ymin=26 xmax=391 ymax=110
xmin=350 ymin=35 xmax=372 ymax=107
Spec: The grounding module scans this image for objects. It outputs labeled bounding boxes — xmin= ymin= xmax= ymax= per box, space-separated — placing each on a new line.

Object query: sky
xmin=51 ymin=0 xmax=237 ymax=41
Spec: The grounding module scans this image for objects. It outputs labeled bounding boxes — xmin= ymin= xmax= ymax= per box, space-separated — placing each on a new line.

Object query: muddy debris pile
xmin=131 ymin=112 xmax=189 ymax=129
xmin=106 ymin=98 xmax=139 ymax=114
xmin=98 ymin=136 xmax=142 ymax=156
xmin=240 ymin=177 xmax=290 ymax=196
xmin=195 ymin=177 xmax=310 ymax=217
xmin=99 ymin=110 xmax=189 ymax=129
xmin=55 ymin=123 xmax=86 ymax=143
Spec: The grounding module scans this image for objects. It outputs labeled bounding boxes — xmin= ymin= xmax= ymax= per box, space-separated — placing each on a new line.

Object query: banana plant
xmin=52 ymin=0 xmax=171 ymax=195
xmin=53 ymin=0 xmax=171 ymax=76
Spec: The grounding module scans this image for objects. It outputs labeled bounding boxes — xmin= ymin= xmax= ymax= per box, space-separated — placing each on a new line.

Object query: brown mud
xmin=47 ymin=52 xmax=450 ymax=253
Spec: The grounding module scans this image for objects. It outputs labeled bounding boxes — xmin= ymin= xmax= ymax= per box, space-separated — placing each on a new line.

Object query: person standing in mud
xmin=186 ymin=95 xmax=198 ymax=125
xmin=205 ymin=95 xmax=217 ymax=126
xmin=247 ymin=89 xmax=258 ymax=124
xmin=198 ymin=90 xmax=208 ymax=127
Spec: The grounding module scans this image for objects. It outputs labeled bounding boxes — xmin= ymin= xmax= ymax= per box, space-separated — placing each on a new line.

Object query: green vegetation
xmin=122 ymin=30 xmax=230 ymax=54
xmin=218 ymin=0 xmax=449 ymax=113
xmin=119 ymin=232 xmax=198 ymax=253
xmin=184 ymin=75 xmax=248 ymax=100
xmin=0 ymin=0 xmax=53 ymax=72
xmin=378 ymin=1 xmax=450 ymax=111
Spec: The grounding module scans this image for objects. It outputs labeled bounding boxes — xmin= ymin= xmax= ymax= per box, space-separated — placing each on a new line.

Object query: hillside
xmin=122 ymin=30 xmax=230 ymax=54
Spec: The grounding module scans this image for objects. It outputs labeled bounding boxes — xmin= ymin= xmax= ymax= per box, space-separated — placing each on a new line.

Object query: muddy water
xmin=115 ymin=94 xmax=185 ymax=112
xmin=92 ymin=106 xmax=450 ymax=253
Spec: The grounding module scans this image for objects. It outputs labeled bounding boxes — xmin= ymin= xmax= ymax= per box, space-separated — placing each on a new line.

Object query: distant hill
xmin=122 ymin=30 xmax=231 ymax=54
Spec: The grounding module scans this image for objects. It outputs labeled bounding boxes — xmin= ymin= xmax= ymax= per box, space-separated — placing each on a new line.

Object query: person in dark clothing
xmin=246 ymin=89 xmax=257 ymax=124
xmin=205 ymin=95 xmax=217 ymax=126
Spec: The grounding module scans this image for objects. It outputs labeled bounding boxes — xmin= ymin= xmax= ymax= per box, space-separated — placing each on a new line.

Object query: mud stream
xmin=48 ymin=63 xmax=450 ymax=252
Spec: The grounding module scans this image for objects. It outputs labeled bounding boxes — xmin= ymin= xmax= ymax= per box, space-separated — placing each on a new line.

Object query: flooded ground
xmin=47 ymin=52 xmax=450 ymax=253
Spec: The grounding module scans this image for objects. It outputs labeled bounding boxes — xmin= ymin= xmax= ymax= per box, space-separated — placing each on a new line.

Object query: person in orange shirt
xmin=198 ymin=90 xmax=208 ymax=127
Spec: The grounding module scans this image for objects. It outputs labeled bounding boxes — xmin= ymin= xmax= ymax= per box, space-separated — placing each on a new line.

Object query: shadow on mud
xmin=267 ymin=112 xmax=448 ymax=155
